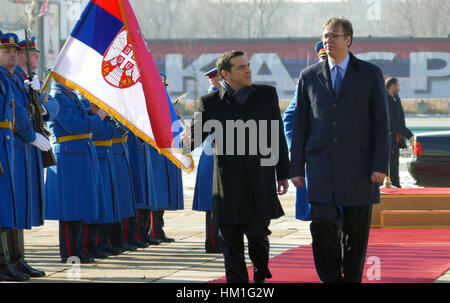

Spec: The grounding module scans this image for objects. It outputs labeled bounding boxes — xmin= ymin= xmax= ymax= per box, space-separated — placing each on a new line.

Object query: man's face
xmin=18 ymin=50 xmax=40 ymax=71
xmin=0 ymin=47 xmax=18 ymax=71
xmin=223 ymin=55 xmax=252 ymax=90
xmin=322 ymin=24 xmax=351 ymax=59
xmin=394 ymin=82 xmax=400 ymax=95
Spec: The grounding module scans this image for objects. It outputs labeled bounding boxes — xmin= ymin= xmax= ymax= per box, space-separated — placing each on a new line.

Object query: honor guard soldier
xmin=283 ymin=41 xmax=328 ymax=222
xmin=192 ymin=68 xmax=223 ymax=253
xmin=0 ymin=32 xmax=51 ymax=280
xmin=83 ymin=101 xmax=123 ymax=258
xmin=147 ymin=73 xmax=182 ymax=243
xmin=45 ymin=82 xmax=108 ymax=263
xmin=16 ymin=36 xmax=60 ymax=228
xmin=108 ymin=119 xmax=138 ymax=252
xmin=125 ymin=132 xmax=156 ymax=247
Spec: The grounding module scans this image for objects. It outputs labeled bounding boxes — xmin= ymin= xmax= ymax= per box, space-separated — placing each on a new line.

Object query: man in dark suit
xmin=182 ymin=50 xmax=290 ymax=283
xmin=385 ymin=77 xmax=413 ymax=188
xmin=290 ymin=18 xmax=390 ymax=283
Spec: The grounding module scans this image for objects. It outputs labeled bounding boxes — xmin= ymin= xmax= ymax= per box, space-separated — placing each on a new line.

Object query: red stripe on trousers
xmin=150 ymin=211 xmax=156 ymax=239
xmin=210 ymin=223 xmax=217 ymax=249
xmin=83 ymin=224 xmax=89 ymax=254
xmin=123 ymin=218 xmax=128 ymax=244
xmin=136 ymin=211 xmax=141 ymax=241
xmin=64 ymin=221 xmax=72 ymax=256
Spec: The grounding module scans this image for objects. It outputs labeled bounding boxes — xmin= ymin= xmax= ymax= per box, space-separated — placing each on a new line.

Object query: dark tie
xmin=334 ymin=66 xmax=342 ymax=94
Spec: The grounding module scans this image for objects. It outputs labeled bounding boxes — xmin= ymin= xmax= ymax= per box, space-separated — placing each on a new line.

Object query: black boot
xmin=0 ymin=264 xmax=30 ymax=282
xmin=14 ymin=260 xmax=45 ymax=278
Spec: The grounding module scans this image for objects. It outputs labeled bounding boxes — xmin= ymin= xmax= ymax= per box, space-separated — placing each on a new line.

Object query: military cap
xmin=18 ymin=36 xmax=40 ymax=52
xmin=204 ymin=68 xmax=218 ymax=79
xmin=315 ymin=41 xmax=327 ymax=58
xmin=0 ymin=33 xmax=20 ymax=49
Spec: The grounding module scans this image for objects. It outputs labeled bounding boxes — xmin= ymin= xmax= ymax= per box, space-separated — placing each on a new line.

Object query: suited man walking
xmin=182 ymin=50 xmax=290 ymax=283
xmin=290 ymin=18 xmax=390 ymax=283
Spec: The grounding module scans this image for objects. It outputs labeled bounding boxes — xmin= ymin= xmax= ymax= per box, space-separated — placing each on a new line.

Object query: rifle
xmin=24 ymin=29 xmax=57 ymax=168
xmin=106 ymin=115 xmax=129 ymax=139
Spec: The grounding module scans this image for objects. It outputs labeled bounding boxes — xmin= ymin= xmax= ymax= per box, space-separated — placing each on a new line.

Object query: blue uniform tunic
xmin=45 ymin=83 xmax=107 ymax=221
xmin=15 ymin=66 xmax=60 ymax=227
xmin=148 ymin=146 xmax=184 ymax=211
xmin=111 ymin=124 xmax=136 ymax=219
xmin=85 ymin=114 xmax=121 ymax=224
xmin=192 ymin=138 xmax=214 ymax=211
xmin=0 ymin=71 xmax=19 ymax=228
xmin=283 ymin=91 xmax=310 ymax=221
xmin=126 ymin=132 xmax=156 ymax=210
xmin=0 ymin=66 xmax=38 ymax=229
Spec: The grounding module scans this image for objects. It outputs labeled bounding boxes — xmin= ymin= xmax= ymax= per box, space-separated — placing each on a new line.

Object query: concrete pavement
xmin=21 ymin=189 xmax=450 ymax=283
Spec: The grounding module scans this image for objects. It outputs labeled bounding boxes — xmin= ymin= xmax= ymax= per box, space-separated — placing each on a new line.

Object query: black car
xmin=407 ymin=130 xmax=450 ymax=187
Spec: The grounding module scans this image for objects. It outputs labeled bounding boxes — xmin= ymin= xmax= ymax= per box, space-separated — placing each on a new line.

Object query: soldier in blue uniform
xmin=125 ymin=132 xmax=156 ymax=247
xmin=45 ymin=82 xmax=108 ymax=263
xmin=108 ymin=119 xmax=138 ymax=251
xmin=0 ymin=32 xmax=51 ymax=280
xmin=283 ymin=41 xmax=327 ymax=222
xmin=16 ymin=36 xmax=60 ymax=228
xmin=0 ymin=48 xmax=36 ymax=281
xmin=83 ymin=102 xmax=123 ymax=258
xmin=147 ymin=74 xmax=183 ymax=243
xmin=192 ymin=68 xmax=223 ymax=253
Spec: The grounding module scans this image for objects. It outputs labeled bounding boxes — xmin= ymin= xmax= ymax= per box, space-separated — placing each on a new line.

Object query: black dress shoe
xmin=137 ymin=241 xmax=152 ymax=248
xmin=147 ymin=238 xmax=162 ymax=245
xmin=105 ymin=246 xmax=123 ymax=256
xmin=123 ymin=243 xmax=137 ymax=251
xmin=0 ymin=264 xmax=30 ymax=282
xmin=159 ymin=236 xmax=175 ymax=243
xmin=88 ymin=250 xmax=110 ymax=259
xmin=15 ymin=260 xmax=45 ymax=278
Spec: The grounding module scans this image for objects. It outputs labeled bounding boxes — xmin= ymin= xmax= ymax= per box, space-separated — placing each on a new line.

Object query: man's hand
xmin=291 ymin=176 xmax=305 ymax=188
xmin=277 ymin=178 xmax=289 ymax=195
xmin=31 ymin=133 xmax=51 ymax=151
xmin=371 ymin=171 xmax=386 ymax=183
xmin=97 ymin=109 xmax=108 ymax=121
xmin=24 ymin=75 xmax=41 ymax=92
xmin=180 ymin=125 xmax=192 ymax=148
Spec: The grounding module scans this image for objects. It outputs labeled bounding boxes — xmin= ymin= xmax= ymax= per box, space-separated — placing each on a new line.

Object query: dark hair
xmin=216 ymin=50 xmax=244 ymax=75
xmin=323 ymin=17 xmax=353 ymax=47
xmin=385 ymin=77 xmax=398 ymax=90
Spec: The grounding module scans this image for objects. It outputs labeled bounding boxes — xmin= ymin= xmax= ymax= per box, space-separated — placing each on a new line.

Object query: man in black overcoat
xmin=290 ymin=18 xmax=390 ymax=283
xmin=182 ymin=50 xmax=289 ymax=283
xmin=385 ymin=77 xmax=413 ymax=188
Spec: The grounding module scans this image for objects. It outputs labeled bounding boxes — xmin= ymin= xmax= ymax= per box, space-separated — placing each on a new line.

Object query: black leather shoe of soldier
xmin=148 ymin=238 xmax=162 ymax=245
xmin=134 ymin=240 xmax=151 ymax=248
xmin=159 ymin=236 xmax=175 ymax=243
xmin=0 ymin=264 xmax=30 ymax=282
xmin=15 ymin=260 xmax=45 ymax=278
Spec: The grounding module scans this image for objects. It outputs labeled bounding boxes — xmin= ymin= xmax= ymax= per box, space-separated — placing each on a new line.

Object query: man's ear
xmin=221 ymin=70 xmax=230 ymax=81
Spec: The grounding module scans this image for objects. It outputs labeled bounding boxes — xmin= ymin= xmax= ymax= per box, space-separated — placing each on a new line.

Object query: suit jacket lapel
xmin=316 ymin=61 xmax=333 ymax=97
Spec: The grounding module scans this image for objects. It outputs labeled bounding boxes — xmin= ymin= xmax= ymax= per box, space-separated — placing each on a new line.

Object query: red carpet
xmin=212 ymin=229 xmax=450 ymax=283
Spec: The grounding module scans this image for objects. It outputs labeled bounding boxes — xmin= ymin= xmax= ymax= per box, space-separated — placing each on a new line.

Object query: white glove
xmin=24 ymin=75 xmax=41 ymax=92
xmin=30 ymin=75 xmax=41 ymax=91
xmin=41 ymin=105 xmax=48 ymax=116
xmin=31 ymin=133 xmax=51 ymax=151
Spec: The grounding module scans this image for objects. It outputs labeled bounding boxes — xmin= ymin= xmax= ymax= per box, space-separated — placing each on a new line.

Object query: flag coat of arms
xmin=50 ymin=0 xmax=193 ymax=172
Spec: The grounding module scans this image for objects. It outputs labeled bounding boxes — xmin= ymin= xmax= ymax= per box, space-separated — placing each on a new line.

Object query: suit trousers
xmin=218 ymin=220 xmax=272 ymax=283
xmin=389 ymin=144 xmax=401 ymax=188
xmin=205 ymin=211 xmax=222 ymax=252
xmin=310 ymin=202 xmax=372 ymax=283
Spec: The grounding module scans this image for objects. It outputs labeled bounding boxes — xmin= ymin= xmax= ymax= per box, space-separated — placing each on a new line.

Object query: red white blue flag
xmin=50 ymin=0 xmax=193 ymax=172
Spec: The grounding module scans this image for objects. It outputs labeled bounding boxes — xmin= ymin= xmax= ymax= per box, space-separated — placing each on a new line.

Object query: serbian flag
xmin=50 ymin=0 xmax=193 ymax=172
